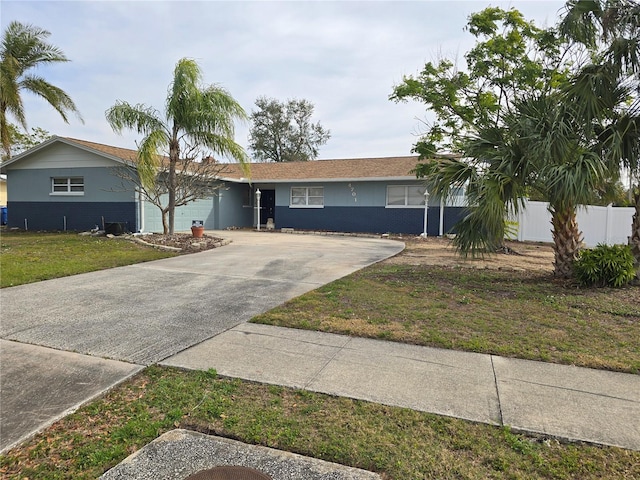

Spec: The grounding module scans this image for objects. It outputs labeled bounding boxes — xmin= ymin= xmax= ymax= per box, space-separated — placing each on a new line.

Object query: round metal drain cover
xmin=185 ymin=466 xmax=272 ymax=480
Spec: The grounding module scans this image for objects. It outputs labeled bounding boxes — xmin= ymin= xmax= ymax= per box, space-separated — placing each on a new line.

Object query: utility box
xmin=104 ymin=222 xmax=127 ymax=235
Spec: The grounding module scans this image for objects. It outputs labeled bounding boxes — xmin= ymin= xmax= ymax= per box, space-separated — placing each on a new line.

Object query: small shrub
xmin=574 ymin=244 xmax=635 ymax=288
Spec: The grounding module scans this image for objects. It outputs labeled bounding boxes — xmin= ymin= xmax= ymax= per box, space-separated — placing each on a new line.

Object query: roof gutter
xmin=218 ymin=175 xmax=419 ymax=184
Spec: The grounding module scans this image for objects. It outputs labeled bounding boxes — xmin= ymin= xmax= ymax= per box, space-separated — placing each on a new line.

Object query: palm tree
xmin=430 ymin=93 xmax=608 ymax=278
xmin=559 ymin=0 xmax=640 ymax=271
xmin=418 ymin=1 xmax=636 ymax=278
xmin=0 ymin=21 xmax=81 ymax=158
xmin=106 ymin=58 xmax=248 ymax=234
xmin=512 ymin=95 xmax=609 ymax=277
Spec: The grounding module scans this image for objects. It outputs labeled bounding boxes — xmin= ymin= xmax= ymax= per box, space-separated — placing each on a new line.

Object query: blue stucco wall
xmin=275 ymin=206 xmax=464 ymax=235
xmin=274 ymin=181 xmax=389 ymax=207
xmin=7 ymin=167 xmax=135 ymax=203
xmin=268 ymin=180 xmax=465 ymax=234
xmin=8 ymin=201 xmax=136 ymax=232
xmin=140 ymin=182 xmax=254 ymax=232
xmin=6 ymin=165 xmax=137 ymax=231
xmin=218 ymin=183 xmax=253 ymax=229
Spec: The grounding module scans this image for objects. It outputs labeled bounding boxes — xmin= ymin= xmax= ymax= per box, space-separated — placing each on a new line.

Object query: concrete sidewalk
xmin=163 ymin=322 xmax=640 ymax=451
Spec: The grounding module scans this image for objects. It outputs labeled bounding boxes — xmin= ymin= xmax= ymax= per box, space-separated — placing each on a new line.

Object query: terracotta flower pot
xmin=191 ymin=226 xmax=205 ymax=238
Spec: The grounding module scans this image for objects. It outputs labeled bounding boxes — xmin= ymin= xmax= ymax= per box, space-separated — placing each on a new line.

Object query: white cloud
xmin=3 ymin=0 xmax=566 ymax=160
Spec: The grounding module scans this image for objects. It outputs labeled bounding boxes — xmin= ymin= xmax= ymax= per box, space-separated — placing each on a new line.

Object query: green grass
xmin=0 ymin=231 xmax=175 ymax=287
xmin=2 ymin=366 xmax=638 ymax=480
xmin=253 ymin=264 xmax=640 ymax=373
xmin=1 ymin=235 xmax=638 ymax=478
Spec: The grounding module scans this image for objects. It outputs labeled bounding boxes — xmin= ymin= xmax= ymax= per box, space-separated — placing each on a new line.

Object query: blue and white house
xmin=1 ymin=137 xmax=465 ymax=235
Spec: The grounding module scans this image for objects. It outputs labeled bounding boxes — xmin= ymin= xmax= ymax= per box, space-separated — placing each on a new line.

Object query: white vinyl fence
xmin=512 ymin=200 xmax=635 ymax=247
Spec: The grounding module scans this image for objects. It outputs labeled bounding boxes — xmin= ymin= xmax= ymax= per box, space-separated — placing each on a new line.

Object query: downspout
xmin=439 ymin=197 xmax=444 ymax=236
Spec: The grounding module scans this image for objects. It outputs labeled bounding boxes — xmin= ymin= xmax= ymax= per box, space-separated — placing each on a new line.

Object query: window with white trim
xmin=51 ymin=177 xmax=84 ymax=195
xmin=386 ymin=185 xmax=425 ymax=207
xmin=290 ymin=186 xmax=324 ymax=208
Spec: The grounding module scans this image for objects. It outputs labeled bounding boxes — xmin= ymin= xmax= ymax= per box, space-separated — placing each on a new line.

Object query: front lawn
xmin=0 ymin=231 xmax=175 ymax=288
xmin=1 ymin=234 xmax=638 ymax=479
xmin=253 ymin=262 xmax=640 ymax=373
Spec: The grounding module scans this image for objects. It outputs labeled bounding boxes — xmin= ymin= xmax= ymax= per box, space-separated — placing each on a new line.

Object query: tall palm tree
xmin=0 ymin=21 xmax=81 ymax=158
xmin=106 ymin=58 xmax=248 ymax=234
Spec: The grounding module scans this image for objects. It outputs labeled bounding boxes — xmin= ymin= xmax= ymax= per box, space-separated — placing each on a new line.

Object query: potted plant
xmin=191 ymin=220 xmax=205 ymax=238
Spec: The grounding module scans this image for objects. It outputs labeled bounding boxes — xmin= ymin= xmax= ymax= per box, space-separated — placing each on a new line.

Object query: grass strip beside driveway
xmin=253 ymin=263 xmax=640 ymax=373
xmin=0 ymin=232 xmax=175 ymax=288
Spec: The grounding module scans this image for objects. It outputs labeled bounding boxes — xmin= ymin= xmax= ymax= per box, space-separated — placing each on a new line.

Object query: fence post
xmin=439 ymin=197 xmax=444 ymax=236
xmin=605 ymin=203 xmax=613 ymax=245
xmin=517 ymin=199 xmax=526 ymax=242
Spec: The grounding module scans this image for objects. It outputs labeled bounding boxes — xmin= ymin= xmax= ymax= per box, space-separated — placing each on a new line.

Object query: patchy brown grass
xmin=254 ymin=237 xmax=640 ymax=373
xmin=386 ymin=236 xmax=556 ymax=271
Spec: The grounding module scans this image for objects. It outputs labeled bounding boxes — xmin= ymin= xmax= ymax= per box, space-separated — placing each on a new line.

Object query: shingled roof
xmin=3 ymin=137 xmax=420 ymax=182
xmin=219 ymin=156 xmax=420 ymax=182
xmin=65 ymin=138 xmax=420 ymax=182
xmin=65 ymin=137 xmax=142 ymax=163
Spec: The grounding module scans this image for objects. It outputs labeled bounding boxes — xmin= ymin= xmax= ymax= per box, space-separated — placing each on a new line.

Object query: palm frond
xmin=106 ymin=101 xmax=165 ymax=136
xmin=1 ymin=21 xmax=80 ymax=157
xmin=558 ymin=0 xmax=602 ymax=48
xmin=19 ymin=76 xmax=82 ymax=123
xmin=414 ymin=156 xmax=476 ymax=203
xmin=137 ymin=130 xmax=168 ymax=190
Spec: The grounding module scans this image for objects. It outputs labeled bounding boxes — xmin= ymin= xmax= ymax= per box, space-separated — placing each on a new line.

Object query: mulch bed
xmin=134 ymin=233 xmax=226 ymax=253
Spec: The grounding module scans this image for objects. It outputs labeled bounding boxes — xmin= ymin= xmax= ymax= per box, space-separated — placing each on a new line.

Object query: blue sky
xmin=3 ymin=0 xmax=566 ymax=160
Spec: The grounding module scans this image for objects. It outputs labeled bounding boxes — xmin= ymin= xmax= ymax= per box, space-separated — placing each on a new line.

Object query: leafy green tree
xmin=248 ymin=96 xmax=330 ymax=162
xmin=0 ymin=21 xmax=81 ymax=159
xmin=2 ymin=123 xmax=51 ymax=160
xmin=390 ymin=7 xmax=565 ymax=158
xmin=391 ymin=6 xmax=625 ymax=278
xmin=106 ymin=58 xmax=248 ymax=234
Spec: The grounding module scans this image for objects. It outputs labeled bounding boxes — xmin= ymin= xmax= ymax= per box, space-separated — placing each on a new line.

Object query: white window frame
xmin=50 ymin=177 xmax=84 ymax=196
xmin=290 ymin=186 xmax=324 ymax=208
xmin=385 ymin=185 xmax=425 ymax=208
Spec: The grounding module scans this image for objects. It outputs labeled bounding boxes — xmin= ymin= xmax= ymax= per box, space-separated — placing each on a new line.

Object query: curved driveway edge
xmin=0 ymin=339 xmax=142 ymax=454
xmin=0 ymin=231 xmax=403 ymax=365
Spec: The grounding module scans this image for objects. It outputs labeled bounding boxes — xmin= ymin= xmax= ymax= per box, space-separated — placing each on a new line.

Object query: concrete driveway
xmin=1 ymin=231 xmax=402 ymax=364
xmin=0 ymin=231 xmax=403 ymax=452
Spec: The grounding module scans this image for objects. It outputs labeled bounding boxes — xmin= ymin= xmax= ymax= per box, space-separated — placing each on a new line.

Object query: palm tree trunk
xmin=550 ymin=205 xmax=583 ymax=278
xmin=168 ymin=160 xmax=176 ymax=235
xmin=0 ymin=103 xmax=10 ymax=159
xmin=168 ymin=135 xmax=179 ymax=235
xmin=630 ymin=187 xmax=640 ymax=278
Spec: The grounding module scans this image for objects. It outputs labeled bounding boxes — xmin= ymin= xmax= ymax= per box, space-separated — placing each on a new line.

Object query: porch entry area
xmin=257 ymin=189 xmax=275 ymax=227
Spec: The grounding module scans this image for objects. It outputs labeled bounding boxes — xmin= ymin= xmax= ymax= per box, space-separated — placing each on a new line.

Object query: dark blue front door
xmin=260 ymin=190 xmax=275 ymax=225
